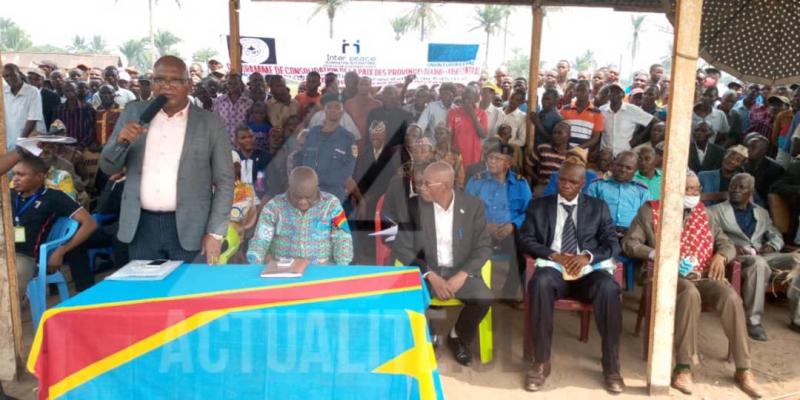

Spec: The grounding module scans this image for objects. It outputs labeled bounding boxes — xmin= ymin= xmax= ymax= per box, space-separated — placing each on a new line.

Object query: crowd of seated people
xmin=5 ymin=58 xmax=800 ymax=398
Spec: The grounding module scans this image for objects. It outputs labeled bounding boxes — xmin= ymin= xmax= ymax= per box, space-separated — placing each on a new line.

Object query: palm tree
xmin=88 ymin=35 xmax=108 ymax=54
xmin=390 ymin=16 xmax=412 ymax=41
xmin=154 ymin=30 xmax=181 ymax=56
xmin=0 ymin=18 xmax=33 ymax=52
xmin=119 ymin=39 xmax=150 ymax=71
xmin=573 ymin=49 xmax=596 ymax=73
xmin=471 ymin=5 xmax=506 ymax=68
xmin=630 ymin=15 xmax=647 ymax=66
xmin=500 ymin=6 xmax=512 ymax=62
xmin=309 ymin=0 xmax=347 ymax=39
xmin=405 ymin=3 xmax=444 ymax=41
xmin=68 ymin=35 xmax=89 ymax=53
xmin=116 ymin=0 xmax=181 ymax=67
xmin=192 ymin=48 xmax=218 ymax=64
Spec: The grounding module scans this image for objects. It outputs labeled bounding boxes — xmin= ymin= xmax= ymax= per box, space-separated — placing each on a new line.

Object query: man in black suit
xmin=519 ymin=161 xmax=625 ymax=394
xmin=393 ymin=161 xmax=492 ymax=366
xmin=688 ymin=121 xmax=725 ymax=172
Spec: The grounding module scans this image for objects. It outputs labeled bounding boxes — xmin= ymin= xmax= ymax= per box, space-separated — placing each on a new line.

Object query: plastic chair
xmin=635 ymin=260 xmax=741 ymax=360
xmin=522 ymin=255 xmax=624 ymax=361
xmin=396 ymin=259 xmax=494 ymax=363
xmin=27 ymin=217 xmax=79 ymax=332
xmin=87 ymin=213 xmax=115 ymax=272
xmin=218 ymin=225 xmax=242 ymax=265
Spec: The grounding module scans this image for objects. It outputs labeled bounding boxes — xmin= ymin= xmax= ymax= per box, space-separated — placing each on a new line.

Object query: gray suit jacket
xmin=709 ymin=200 xmax=784 ymax=251
xmin=392 ymin=191 xmax=491 ymax=277
xmin=99 ymin=100 xmax=234 ymax=251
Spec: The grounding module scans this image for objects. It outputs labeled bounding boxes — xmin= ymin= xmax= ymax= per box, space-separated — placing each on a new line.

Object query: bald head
xmin=288 ymin=166 xmax=319 ymax=190
xmin=154 ymin=55 xmax=189 ymax=79
xmin=424 ymin=161 xmax=455 ymax=189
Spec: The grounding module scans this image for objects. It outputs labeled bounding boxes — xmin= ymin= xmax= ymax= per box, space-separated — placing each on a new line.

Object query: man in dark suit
xmin=519 ymin=161 xmax=625 ymax=394
xmin=100 ymin=56 xmax=234 ymax=264
xmin=393 ymin=161 xmax=492 ymax=366
xmin=689 ymin=121 xmax=725 ymax=172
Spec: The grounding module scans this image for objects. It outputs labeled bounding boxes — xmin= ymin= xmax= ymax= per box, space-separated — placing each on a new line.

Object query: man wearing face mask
xmin=623 ymin=171 xmax=762 ymax=398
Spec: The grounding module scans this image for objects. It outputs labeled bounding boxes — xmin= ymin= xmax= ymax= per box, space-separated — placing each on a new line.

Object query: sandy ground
xmin=4 ymin=263 xmax=800 ymax=400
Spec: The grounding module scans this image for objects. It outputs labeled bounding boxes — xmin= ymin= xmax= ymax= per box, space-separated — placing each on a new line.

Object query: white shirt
xmin=91 ymin=87 xmax=137 ymax=109
xmin=691 ymin=108 xmax=730 ymax=143
xmin=3 ymin=82 xmax=43 ymax=149
xmin=600 ymin=102 xmax=653 ymax=155
xmin=433 ymin=193 xmax=455 ymax=268
xmin=695 ymin=143 xmax=707 ymax=164
xmin=308 ymin=110 xmax=361 ymax=140
xmin=502 ymin=108 xmax=528 ymax=147
xmin=550 ymin=194 xmax=580 ymax=253
xmin=417 ymin=100 xmax=452 ymax=138
xmin=139 ymin=104 xmax=189 ymax=211
xmin=482 ymin=104 xmax=506 ymax=137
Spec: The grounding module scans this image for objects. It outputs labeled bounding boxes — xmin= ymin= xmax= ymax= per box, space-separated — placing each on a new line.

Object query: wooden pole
xmin=0 ymin=52 xmax=23 ymax=381
xmin=647 ymin=0 xmax=703 ymax=394
xmin=525 ymin=1 xmax=544 ymax=168
xmin=228 ymin=0 xmax=242 ymax=74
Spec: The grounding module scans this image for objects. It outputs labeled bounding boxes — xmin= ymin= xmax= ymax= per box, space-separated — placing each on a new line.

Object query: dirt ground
xmin=4 ymin=264 xmax=800 ymax=400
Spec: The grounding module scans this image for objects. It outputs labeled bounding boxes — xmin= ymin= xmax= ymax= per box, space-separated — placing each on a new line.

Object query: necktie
xmin=561 ymin=204 xmax=578 ymax=254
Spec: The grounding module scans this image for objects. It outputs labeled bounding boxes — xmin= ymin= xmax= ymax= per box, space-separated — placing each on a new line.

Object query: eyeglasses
xmin=153 ymin=77 xmax=188 ymax=87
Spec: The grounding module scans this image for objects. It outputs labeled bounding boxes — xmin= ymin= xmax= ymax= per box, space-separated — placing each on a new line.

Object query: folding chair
xmin=87 ymin=213 xmax=115 ymax=272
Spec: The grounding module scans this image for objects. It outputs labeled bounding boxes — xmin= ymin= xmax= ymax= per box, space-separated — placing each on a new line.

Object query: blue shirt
xmin=733 ymin=102 xmax=753 ymax=133
xmin=294 ymin=125 xmax=357 ymax=202
xmin=542 ymin=169 xmax=599 ymax=197
xmin=785 ymin=111 xmax=800 ymax=153
xmin=586 ymin=178 xmax=650 ymax=228
xmin=465 ymin=170 xmax=532 ymax=228
xmin=733 ymin=203 xmax=756 ymax=238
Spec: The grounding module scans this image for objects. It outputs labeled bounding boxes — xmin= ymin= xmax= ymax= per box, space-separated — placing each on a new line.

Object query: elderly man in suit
xmin=709 ymin=173 xmax=799 ymax=341
xmin=100 ymin=55 xmax=234 ymax=264
xmin=519 ymin=160 xmax=625 ymax=394
xmin=393 ymin=161 xmax=492 ymax=367
xmin=623 ymin=171 xmax=762 ymax=398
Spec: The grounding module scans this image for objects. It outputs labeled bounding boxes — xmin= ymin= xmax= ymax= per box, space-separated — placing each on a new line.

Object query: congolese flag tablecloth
xmin=28 ymin=265 xmax=445 ymax=400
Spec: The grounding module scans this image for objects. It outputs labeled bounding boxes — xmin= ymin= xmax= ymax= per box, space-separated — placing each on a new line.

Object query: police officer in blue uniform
xmin=586 ymin=150 xmax=650 ymax=291
xmin=294 ymin=92 xmax=357 ymax=203
xmin=465 ymin=143 xmax=532 ymax=303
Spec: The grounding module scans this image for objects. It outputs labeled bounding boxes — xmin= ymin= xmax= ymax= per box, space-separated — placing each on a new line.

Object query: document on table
xmin=105 ymin=260 xmax=184 ymax=281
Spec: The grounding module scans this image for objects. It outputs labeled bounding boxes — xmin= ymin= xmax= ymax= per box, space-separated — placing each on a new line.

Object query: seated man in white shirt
xmin=393 ymin=161 xmax=492 ymax=366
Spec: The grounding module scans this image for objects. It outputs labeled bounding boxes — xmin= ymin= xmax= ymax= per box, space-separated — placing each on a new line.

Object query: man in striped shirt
xmin=560 ymin=80 xmax=604 ymax=149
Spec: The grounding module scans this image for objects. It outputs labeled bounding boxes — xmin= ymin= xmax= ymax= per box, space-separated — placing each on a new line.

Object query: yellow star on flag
xmin=372 ymin=310 xmax=438 ymax=400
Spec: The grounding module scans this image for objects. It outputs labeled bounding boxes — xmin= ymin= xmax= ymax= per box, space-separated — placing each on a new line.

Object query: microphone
xmin=121 ymin=95 xmax=169 ymax=148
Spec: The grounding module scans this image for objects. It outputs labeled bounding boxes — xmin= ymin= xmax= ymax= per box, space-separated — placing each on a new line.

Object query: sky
xmin=4 ymin=0 xmax=674 ymax=79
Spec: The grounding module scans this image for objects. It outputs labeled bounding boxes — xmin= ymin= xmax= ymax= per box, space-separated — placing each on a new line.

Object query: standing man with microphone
xmin=100 ymin=56 xmax=234 ymax=264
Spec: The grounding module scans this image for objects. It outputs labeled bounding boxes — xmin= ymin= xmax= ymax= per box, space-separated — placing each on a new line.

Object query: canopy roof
xmin=253 ymin=0 xmax=665 ymax=13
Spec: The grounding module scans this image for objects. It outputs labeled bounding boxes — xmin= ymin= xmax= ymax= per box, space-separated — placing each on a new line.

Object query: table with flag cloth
xmin=28 ymin=265 xmax=444 ymax=400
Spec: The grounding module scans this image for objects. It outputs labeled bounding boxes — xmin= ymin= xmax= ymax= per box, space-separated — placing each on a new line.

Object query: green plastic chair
xmin=396 ymin=259 xmax=493 ymax=363
xmin=218 ymin=225 xmax=242 ymax=265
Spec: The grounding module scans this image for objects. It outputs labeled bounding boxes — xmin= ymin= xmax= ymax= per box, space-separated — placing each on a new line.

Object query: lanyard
xmin=14 ymin=189 xmax=44 ymax=225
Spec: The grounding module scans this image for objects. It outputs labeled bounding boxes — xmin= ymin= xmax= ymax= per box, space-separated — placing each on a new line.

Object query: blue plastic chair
xmin=87 ymin=213 xmax=115 ymax=272
xmin=26 ymin=217 xmax=79 ymax=332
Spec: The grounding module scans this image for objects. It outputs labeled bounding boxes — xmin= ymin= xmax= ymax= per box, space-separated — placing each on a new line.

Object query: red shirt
xmin=448 ymin=106 xmax=488 ymax=167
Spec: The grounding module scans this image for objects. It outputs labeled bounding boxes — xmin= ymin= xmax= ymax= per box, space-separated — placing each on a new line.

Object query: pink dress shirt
xmin=140 ymin=104 xmax=189 ymax=211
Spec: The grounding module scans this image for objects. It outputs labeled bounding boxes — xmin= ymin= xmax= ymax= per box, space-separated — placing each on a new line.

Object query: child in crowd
xmin=234 ymin=126 xmax=270 ymax=195
xmin=246 ymin=100 xmax=272 ymax=154
xmin=530 ymin=121 xmax=571 ymax=195
xmin=634 ymin=146 xmax=663 ymax=200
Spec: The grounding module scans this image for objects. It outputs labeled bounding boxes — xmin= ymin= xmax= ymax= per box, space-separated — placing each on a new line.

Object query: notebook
xmin=260 ymin=258 xmax=309 ymax=278
xmin=106 ymin=260 xmax=183 ymax=281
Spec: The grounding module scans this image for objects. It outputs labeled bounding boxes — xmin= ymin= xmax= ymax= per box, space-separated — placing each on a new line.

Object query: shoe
xmin=447 ymin=336 xmax=472 ymax=366
xmin=747 ymin=324 xmax=768 ymax=341
xmin=671 ymin=370 xmax=694 ymax=395
xmin=603 ymin=372 xmax=626 ymax=394
xmin=524 ymin=361 xmax=551 ymax=392
xmin=734 ymin=370 xmax=763 ymax=398
xmin=789 ymin=322 xmax=800 ymax=334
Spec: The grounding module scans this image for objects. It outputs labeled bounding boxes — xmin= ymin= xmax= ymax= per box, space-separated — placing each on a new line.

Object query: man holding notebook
xmin=247 ymin=167 xmax=353 ymax=266
xmin=518 ymin=159 xmax=624 ymax=394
